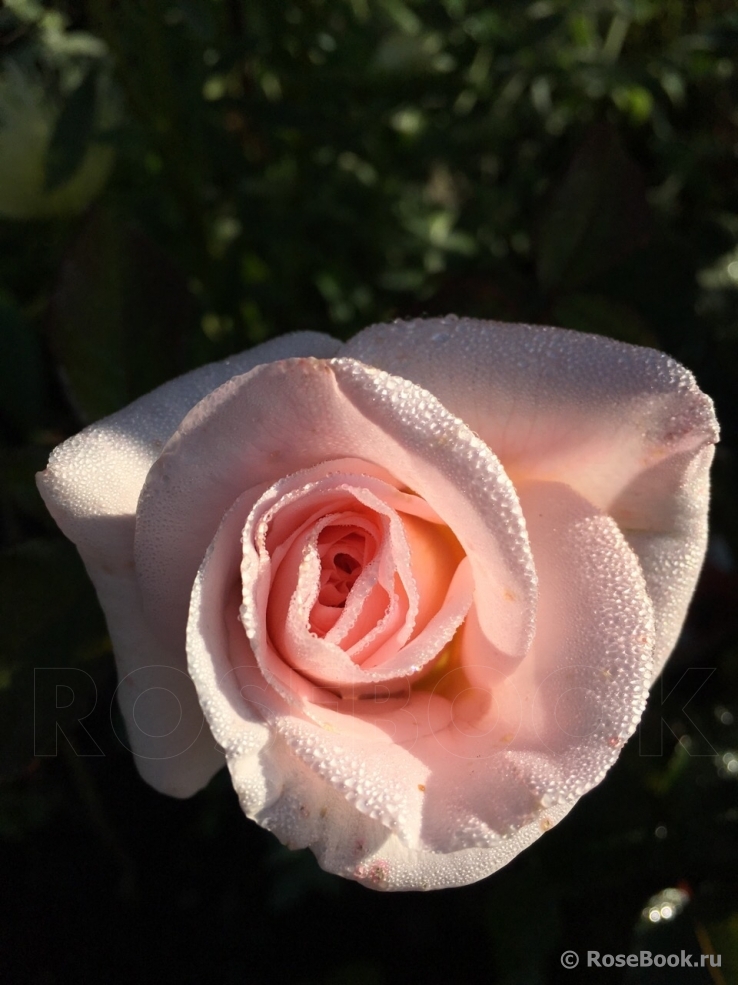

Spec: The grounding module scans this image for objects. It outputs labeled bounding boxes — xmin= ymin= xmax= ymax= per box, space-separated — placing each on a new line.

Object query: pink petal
xmin=198 ymin=478 xmax=654 ymax=889
xmin=241 ymin=471 xmax=471 ymax=695
xmin=278 ymin=477 xmax=654 ymax=889
xmin=135 ymin=357 xmax=537 ymax=678
xmin=188 ymin=471 xmax=653 ymax=889
xmin=407 ymin=480 xmax=655 ymax=857
xmin=345 ymin=317 xmax=717 ymax=675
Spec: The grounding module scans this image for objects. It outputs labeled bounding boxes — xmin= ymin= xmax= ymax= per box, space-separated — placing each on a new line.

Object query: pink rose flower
xmin=37 ymin=318 xmax=718 ymax=891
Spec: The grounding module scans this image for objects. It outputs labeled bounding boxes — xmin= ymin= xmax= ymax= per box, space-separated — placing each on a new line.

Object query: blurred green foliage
xmin=1 ymin=1 xmax=738 ymax=983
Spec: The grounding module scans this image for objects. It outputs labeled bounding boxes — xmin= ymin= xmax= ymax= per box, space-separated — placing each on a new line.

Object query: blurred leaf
xmin=48 ymin=207 xmax=198 ymax=422
xmin=45 ymin=67 xmax=100 ymax=193
xmin=0 ymin=296 xmax=44 ymax=434
xmin=536 ymin=122 xmax=654 ymax=293
xmin=177 ymin=0 xmax=218 ymax=42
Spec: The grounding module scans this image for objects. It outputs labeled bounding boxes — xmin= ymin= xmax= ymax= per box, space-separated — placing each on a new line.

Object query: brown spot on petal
xmin=417 ymin=784 xmax=426 ymax=793
xmin=355 ymin=860 xmax=390 ymax=887
xmin=369 ymin=862 xmax=390 ymax=886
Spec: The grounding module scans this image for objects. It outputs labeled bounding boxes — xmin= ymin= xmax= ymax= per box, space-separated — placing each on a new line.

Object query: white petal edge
xmin=36 ymin=331 xmax=340 ymax=795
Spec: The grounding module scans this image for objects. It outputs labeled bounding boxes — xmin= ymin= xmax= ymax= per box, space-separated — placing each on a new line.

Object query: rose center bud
xmin=317 ymin=530 xmax=367 ymax=607
xmin=251 ymin=470 xmax=474 ymax=697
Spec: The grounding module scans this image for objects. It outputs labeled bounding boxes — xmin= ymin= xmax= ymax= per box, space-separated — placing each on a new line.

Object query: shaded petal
xmin=415 ymin=480 xmax=655 ymax=851
xmin=203 ymin=676 xmax=568 ymax=891
xmin=617 ymin=444 xmax=713 ymax=673
xmin=477 ymin=479 xmax=654 ymax=735
xmin=187 ymin=493 xmax=275 ymax=748
xmin=96 ymin=549 xmax=225 ymax=796
xmin=36 ymin=332 xmax=339 ymax=794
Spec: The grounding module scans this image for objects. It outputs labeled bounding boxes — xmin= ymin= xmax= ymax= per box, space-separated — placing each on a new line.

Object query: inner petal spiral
xmin=236 ymin=466 xmax=474 ymax=699
xmin=317 ymin=529 xmax=369 ymax=608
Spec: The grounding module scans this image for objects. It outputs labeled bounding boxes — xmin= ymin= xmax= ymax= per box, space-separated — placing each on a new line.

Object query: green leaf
xmin=48 ymin=207 xmax=198 ymax=422
xmin=536 ymin=122 xmax=654 ymax=294
xmin=45 ymin=68 xmax=100 ymax=193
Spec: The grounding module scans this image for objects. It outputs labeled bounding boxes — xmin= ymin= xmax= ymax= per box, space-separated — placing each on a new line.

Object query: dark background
xmin=1 ymin=1 xmax=737 ymax=983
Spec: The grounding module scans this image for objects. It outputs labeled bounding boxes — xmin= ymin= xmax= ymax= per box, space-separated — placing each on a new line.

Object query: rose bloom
xmin=37 ymin=318 xmax=717 ymax=891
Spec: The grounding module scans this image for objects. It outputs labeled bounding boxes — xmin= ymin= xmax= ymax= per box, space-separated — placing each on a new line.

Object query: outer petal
xmin=617 ymin=444 xmax=714 ymax=669
xmin=344 ymin=317 xmax=718 ymax=674
xmin=36 ymin=332 xmax=340 ymax=795
xmin=246 ymin=748 xmax=575 ymax=890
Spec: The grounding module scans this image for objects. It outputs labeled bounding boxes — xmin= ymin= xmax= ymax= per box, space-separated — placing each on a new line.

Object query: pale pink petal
xmin=188 ymin=475 xmax=581 ymax=888
xmin=406 ymin=480 xmax=655 ymax=862
xmin=36 ymin=331 xmax=339 ymax=795
xmin=135 ymin=358 xmax=537 ymax=679
xmin=245 ymin=740 xmax=575 ymax=890
xmin=187 ymin=491 xmax=278 ymax=741
xmin=93 ymin=558 xmax=225 ymax=797
xmin=264 ymin=477 xmax=655 ymax=887
xmin=345 ymin=317 xmax=717 ymax=672
xmin=617 ymin=443 xmax=714 ymax=672
xmin=262 ymin=487 xmax=410 ymax=673
xmin=265 ymin=509 xmax=403 ymax=689
xmin=188 ymin=494 xmax=453 ymax=860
